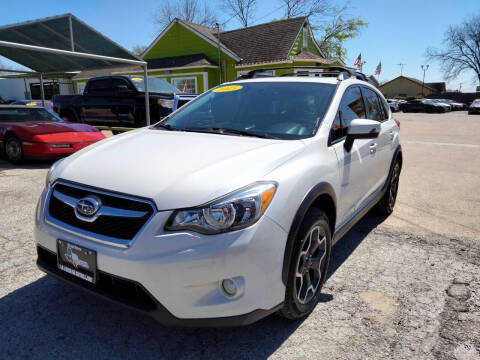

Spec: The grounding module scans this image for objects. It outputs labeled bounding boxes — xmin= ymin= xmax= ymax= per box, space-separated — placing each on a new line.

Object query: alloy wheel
xmin=295 ymin=226 xmax=327 ymax=304
xmin=388 ymin=163 xmax=400 ymax=210
xmin=6 ymin=138 xmax=22 ymax=161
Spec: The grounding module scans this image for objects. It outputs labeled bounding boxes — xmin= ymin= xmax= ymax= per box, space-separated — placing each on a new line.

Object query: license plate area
xmin=57 ymin=239 xmax=97 ymax=283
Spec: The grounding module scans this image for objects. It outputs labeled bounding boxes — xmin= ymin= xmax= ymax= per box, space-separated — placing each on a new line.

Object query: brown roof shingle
xmin=216 ymin=17 xmax=308 ymax=65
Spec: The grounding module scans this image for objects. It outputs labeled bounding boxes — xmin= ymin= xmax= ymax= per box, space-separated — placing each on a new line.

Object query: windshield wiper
xmin=156 ymin=123 xmax=176 ymax=131
xmin=210 ymin=128 xmax=279 ymax=139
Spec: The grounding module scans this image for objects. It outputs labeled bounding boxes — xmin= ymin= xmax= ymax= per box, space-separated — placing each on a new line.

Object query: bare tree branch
xmin=280 ymin=0 xmax=332 ymax=19
xmin=222 ymin=0 xmax=257 ymax=27
xmin=153 ymin=0 xmax=218 ymax=29
xmin=426 ymin=14 xmax=480 ymax=83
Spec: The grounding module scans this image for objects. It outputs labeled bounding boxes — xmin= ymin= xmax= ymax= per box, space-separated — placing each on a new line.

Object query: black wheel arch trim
xmin=281 ymin=145 xmax=402 ymax=286
xmin=281 ymin=182 xmax=337 ymax=285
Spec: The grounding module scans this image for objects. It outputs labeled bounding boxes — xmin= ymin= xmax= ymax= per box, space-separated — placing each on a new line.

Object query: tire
xmin=375 ymin=161 xmax=401 ymax=215
xmin=279 ymin=208 xmax=332 ymax=320
xmin=4 ymin=135 xmax=24 ymax=164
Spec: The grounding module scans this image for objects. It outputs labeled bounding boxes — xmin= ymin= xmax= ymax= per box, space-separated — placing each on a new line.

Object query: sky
xmin=1 ymin=0 xmax=479 ymax=91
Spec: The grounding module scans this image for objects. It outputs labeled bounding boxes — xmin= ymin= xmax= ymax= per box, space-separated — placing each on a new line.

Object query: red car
xmin=0 ymin=105 xmax=106 ymax=163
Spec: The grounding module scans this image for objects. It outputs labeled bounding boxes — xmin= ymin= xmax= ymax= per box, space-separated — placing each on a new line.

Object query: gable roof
xmin=146 ymin=53 xmax=216 ymax=68
xmin=142 ymin=18 xmax=240 ymax=62
xmin=426 ymin=82 xmax=446 ymax=93
xmin=143 ymin=17 xmax=329 ymax=66
xmin=217 ymin=17 xmax=311 ymax=65
xmin=379 ymin=76 xmax=437 ymax=92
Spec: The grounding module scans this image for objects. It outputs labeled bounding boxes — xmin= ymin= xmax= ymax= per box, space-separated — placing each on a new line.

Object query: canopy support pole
xmin=68 ymin=15 xmax=74 ymax=51
xmin=143 ymin=65 xmax=150 ymax=126
xmin=39 ymin=73 xmax=45 ymax=106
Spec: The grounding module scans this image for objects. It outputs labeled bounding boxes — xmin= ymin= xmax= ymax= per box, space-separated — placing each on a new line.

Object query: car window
xmin=0 ymin=108 xmax=62 ymax=122
xmin=87 ymin=79 xmax=111 ymax=93
xmin=159 ymin=82 xmax=336 ymax=140
xmin=330 ymin=86 xmax=366 ymax=142
xmin=363 ymin=87 xmax=386 ymax=121
xmin=377 ymin=94 xmax=390 ymax=120
xmin=111 ymin=78 xmax=131 ymax=89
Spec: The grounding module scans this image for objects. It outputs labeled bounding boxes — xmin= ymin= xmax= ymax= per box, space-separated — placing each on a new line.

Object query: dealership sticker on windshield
xmin=213 ymin=85 xmax=243 ymax=93
xmin=26 ymin=102 xmax=37 ymax=106
xmin=131 ymin=77 xmax=143 ymax=82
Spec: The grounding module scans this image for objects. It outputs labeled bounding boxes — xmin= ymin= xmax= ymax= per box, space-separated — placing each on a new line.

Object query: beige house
xmin=380 ymin=76 xmax=445 ymax=99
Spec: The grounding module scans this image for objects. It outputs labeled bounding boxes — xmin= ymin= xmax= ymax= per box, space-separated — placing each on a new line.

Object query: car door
xmin=110 ymin=78 xmax=136 ymax=126
xmin=361 ymin=87 xmax=396 ymax=202
xmin=81 ymin=78 xmax=115 ymax=125
xmin=329 ymin=85 xmax=377 ymax=225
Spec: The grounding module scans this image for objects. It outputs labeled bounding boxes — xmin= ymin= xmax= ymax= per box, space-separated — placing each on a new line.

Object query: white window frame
xmin=77 ymin=82 xmax=86 ymax=94
xmin=170 ymin=76 xmax=197 ymax=93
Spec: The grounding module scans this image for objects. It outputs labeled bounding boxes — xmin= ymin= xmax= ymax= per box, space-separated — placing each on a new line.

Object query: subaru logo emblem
xmin=76 ymin=195 xmax=102 ymax=217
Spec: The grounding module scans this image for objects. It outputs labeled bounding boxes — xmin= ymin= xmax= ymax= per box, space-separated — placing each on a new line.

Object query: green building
xmin=73 ymin=17 xmax=343 ymax=93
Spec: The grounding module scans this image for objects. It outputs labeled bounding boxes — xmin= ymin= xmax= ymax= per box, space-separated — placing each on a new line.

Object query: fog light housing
xmin=220 ymin=277 xmax=244 ymax=299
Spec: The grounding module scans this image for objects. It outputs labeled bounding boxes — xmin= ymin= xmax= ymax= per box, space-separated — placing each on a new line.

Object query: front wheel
xmin=279 ymin=208 xmax=332 ymax=320
xmin=4 ymin=135 xmax=24 ymax=164
xmin=375 ymin=162 xmax=401 ymax=215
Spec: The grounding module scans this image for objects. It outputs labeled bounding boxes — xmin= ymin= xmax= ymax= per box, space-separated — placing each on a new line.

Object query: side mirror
xmin=344 ymin=119 xmax=381 ymax=152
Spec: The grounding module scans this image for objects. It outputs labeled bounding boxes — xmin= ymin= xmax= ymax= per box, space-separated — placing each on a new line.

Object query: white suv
xmin=35 ymin=69 xmax=402 ymax=326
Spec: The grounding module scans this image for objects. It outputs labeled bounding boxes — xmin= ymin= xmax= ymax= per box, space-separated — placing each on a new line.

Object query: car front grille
xmin=46 ymin=181 xmax=155 ymax=245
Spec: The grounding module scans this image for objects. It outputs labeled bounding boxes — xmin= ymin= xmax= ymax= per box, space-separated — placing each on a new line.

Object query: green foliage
xmin=317 ymin=15 xmax=367 ymax=59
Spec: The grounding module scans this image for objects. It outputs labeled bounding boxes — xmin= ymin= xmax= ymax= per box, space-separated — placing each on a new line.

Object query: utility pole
xmin=397 ymin=63 xmax=406 ymax=76
xmin=421 ymin=64 xmax=429 ymax=96
xmin=360 ymin=61 xmax=366 ymax=73
xmin=215 ymin=22 xmax=221 ymax=84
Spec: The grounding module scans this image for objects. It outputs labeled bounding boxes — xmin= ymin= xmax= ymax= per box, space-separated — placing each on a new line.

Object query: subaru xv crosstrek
xmin=35 ymin=69 xmax=402 ymax=326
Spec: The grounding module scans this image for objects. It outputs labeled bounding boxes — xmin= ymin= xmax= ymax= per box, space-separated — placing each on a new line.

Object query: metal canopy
xmin=0 ymin=14 xmax=152 ymax=125
xmin=0 ymin=13 xmax=141 ymax=72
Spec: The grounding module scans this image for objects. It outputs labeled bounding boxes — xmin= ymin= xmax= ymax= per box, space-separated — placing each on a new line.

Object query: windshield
xmin=0 ymin=107 xmax=62 ymax=123
xmin=129 ymin=76 xmax=180 ymax=93
xmin=156 ymin=82 xmax=336 ymax=140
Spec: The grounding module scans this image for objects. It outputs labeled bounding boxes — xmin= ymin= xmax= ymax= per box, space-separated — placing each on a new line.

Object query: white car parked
xmin=35 ymin=68 xmax=402 ymax=326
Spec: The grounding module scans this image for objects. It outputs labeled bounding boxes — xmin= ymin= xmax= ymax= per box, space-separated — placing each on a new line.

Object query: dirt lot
xmin=1 ymin=112 xmax=479 ymax=360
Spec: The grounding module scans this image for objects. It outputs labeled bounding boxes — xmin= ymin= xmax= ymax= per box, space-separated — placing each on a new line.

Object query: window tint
xmin=88 ymin=79 xmax=111 ymax=92
xmin=330 ymin=86 xmax=366 ymax=142
xmin=363 ymin=88 xmax=384 ymax=121
xmin=378 ymin=95 xmax=390 ymax=119
xmin=111 ymin=78 xmax=130 ymax=89
xmin=159 ymin=82 xmax=336 ymax=140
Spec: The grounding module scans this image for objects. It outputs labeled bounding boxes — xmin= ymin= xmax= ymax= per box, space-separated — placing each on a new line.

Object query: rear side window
xmin=87 ymin=79 xmax=111 ymax=93
xmin=111 ymin=78 xmax=131 ymax=89
xmin=330 ymin=86 xmax=366 ymax=142
xmin=363 ymin=88 xmax=389 ymax=121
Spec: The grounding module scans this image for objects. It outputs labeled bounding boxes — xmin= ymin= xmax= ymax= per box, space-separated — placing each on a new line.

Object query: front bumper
xmin=22 ymin=141 xmax=98 ymax=158
xmin=34 ymin=187 xmax=287 ymax=325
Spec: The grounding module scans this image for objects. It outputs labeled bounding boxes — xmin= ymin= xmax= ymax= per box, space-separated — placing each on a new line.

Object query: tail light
xmin=394 ymin=118 xmax=400 ymax=130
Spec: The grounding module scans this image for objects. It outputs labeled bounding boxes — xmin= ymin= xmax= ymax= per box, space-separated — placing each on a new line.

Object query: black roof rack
xmin=234 ymin=66 xmax=374 ymax=85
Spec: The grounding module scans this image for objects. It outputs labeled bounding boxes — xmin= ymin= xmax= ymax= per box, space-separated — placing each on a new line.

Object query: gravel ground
xmin=1 ymin=112 xmax=479 ymax=359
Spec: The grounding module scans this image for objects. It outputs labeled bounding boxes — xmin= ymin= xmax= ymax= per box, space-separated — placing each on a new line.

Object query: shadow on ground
xmin=0 ymin=158 xmax=54 ymax=171
xmin=0 ymin=213 xmax=386 ymax=359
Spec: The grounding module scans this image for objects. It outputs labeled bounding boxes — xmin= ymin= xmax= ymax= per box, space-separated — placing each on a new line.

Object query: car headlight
xmin=158 ymin=99 xmax=174 ymax=109
xmin=45 ymin=158 xmax=64 ymax=188
xmin=165 ymin=182 xmax=277 ymax=234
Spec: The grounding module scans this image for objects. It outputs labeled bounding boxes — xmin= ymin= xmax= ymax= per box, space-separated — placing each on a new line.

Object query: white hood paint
xmin=55 ymin=129 xmax=305 ymax=209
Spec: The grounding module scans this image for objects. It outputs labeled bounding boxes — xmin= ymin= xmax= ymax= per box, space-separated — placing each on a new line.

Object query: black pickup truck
xmin=53 ymin=75 xmax=196 ymax=127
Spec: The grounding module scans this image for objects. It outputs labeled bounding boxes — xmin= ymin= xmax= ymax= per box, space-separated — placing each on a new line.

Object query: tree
xmin=222 ymin=0 xmax=257 ymax=28
xmin=153 ymin=0 xmax=217 ymax=30
xmin=315 ymin=9 xmax=366 ymax=59
xmin=426 ymin=14 xmax=480 ymax=84
xmin=131 ymin=45 xmax=147 ymax=57
xmin=281 ymin=0 xmax=332 ymax=19
xmin=280 ymin=2 xmax=366 ymax=59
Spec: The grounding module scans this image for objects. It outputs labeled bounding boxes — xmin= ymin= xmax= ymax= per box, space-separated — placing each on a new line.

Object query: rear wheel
xmin=375 ymin=161 xmax=401 ymax=215
xmin=280 ymin=208 xmax=331 ymax=320
xmin=4 ymin=135 xmax=24 ymax=164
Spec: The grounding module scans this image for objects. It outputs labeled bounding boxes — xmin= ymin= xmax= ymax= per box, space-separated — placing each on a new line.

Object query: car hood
xmin=11 ymin=121 xmax=96 ymax=135
xmin=54 ymin=129 xmax=306 ymax=210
